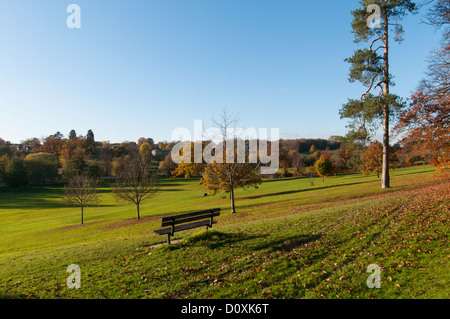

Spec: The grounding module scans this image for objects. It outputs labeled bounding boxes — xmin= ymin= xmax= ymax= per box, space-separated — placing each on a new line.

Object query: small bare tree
xmin=202 ymin=109 xmax=262 ymax=213
xmin=64 ymin=173 xmax=99 ymax=225
xmin=112 ymin=154 xmax=158 ymax=220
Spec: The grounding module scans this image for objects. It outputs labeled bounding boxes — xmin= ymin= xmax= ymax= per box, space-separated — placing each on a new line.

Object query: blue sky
xmin=0 ymin=0 xmax=444 ymax=144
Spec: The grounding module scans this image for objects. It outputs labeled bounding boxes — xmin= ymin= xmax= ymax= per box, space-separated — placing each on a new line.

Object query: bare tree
xmin=422 ymin=0 xmax=450 ymax=28
xmin=290 ymin=150 xmax=305 ymax=174
xmin=64 ymin=173 xmax=99 ymax=225
xmin=112 ymin=154 xmax=158 ymax=220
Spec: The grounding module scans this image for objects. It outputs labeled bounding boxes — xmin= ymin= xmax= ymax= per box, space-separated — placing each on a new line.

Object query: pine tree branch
xmin=361 ymin=72 xmax=382 ymax=100
xmin=369 ymin=36 xmax=384 ymax=51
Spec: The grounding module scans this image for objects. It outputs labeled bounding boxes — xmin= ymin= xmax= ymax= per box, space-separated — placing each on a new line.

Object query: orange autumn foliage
xmin=396 ymin=90 xmax=450 ymax=176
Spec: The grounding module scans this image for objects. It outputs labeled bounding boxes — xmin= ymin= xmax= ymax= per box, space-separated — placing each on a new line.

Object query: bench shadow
xmin=166 ymin=231 xmax=321 ymax=253
xmin=161 ymin=231 xmax=268 ymax=251
xmin=205 ymin=232 xmax=268 ymax=250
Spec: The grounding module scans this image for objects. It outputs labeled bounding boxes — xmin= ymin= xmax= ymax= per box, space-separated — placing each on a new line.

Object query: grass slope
xmin=0 ymin=166 xmax=448 ymax=299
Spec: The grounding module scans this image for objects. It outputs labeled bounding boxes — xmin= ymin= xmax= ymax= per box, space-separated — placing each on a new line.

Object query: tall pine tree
xmin=340 ymin=0 xmax=416 ymax=189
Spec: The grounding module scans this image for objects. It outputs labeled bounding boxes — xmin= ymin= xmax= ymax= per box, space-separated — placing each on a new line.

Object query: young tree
xmin=64 ymin=173 xmax=99 ymax=225
xmin=201 ymin=110 xmax=262 ymax=213
xmin=340 ymin=0 xmax=416 ymax=189
xmin=113 ymin=155 xmax=158 ymax=220
xmin=314 ymin=155 xmax=333 ymax=182
xmin=203 ymin=158 xmax=261 ymax=213
xmin=361 ymin=141 xmax=383 ymax=177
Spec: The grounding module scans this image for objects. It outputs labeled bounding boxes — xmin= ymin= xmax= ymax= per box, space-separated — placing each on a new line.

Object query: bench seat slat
xmin=153 ymin=220 xmax=217 ymax=235
xmin=161 ymin=208 xmax=220 ymax=223
xmin=161 ymin=212 xmax=220 ymax=227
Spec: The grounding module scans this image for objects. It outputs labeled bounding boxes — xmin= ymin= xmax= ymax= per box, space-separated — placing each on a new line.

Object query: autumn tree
xmin=361 ymin=141 xmax=400 ymax=177
xmin=113 ymin=154 xmax=158 ymax=220
xmin=139 ymin=142 xmax=154 ymax=164
xmin=40 ymin=136 xmax=64 ymax=158
xmin=63 ymin=173 xmax=99 ymax=225
xmin=361 ymin=141 xmax=383 ymax=177
xmin=203 ymin=156 xmax=261 ymax=213
xmin=138 ymin=137 xmax=154 ymax=148
xmin=279 ymin=147 xmax=293 ymax=177
xmin=171 ymin=141 xmax=206 ymax=178
xmin=290 ymin=150 xmax=304 ymax=174
xmin=340 ymin=0 xmax=416 ymax=189
xmin=159 ymin=153 xmax=178 ymax=177
xmin=314 ymin=155 xmax=333 ymax=182
xmin=201 ymin=110 xmax=262 ymax=213
xmin=171 ymin=161 xmax=204 ymax=178
xmin=396 ymin=0 xmax=449 ymax=174
xmin=330 ymin=142 xmax=353 ymax=171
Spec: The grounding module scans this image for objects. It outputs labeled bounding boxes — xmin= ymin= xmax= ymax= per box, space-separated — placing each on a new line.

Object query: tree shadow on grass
xmin=251 ymin=234 xmax=322 ymax=253
xmin=241 ymin=180 xmax=375 ymax=201
xmin=390 ymin=169 xmax=434 ymax=177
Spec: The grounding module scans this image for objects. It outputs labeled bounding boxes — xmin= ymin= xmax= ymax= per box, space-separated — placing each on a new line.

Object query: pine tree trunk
xmin=382 ymin=11 xmax=390 ymax=189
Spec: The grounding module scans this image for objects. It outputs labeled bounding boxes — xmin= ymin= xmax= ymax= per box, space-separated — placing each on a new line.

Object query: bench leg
xmin=167 ymin=234 xmax=171 ymax=245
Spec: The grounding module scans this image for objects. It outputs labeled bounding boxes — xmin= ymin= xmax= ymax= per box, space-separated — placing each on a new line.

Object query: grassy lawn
xmin=0 ymin=165 xmax=448 ymax=299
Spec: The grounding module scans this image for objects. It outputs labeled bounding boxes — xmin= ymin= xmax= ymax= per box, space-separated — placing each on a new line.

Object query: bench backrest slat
xmin=161 ymin=212 xmax=220 ymax=227
xmin=161 ymin=208 xmax=220 ymax=224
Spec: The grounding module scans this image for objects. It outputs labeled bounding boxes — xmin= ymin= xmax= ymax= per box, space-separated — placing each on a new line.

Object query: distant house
xmin=13 ymin=144 xmax=33 ymax=152
xmin=151 ymin=148 xmax=170 ymax=156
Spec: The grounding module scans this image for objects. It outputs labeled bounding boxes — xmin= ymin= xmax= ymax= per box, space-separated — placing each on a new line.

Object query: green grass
xmin=0 ymin=165 xmax=448 ymax=299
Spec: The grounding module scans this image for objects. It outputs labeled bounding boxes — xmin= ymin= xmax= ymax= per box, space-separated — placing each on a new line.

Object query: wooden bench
xmin=153 ymin=208 xmax=221 ymax=244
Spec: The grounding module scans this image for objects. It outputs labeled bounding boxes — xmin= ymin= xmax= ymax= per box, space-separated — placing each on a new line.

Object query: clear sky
xmin=0 ymin=0 xmax=444 ymax=144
